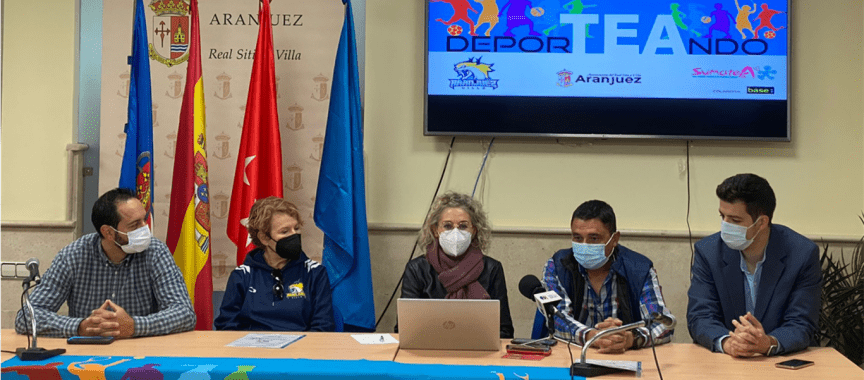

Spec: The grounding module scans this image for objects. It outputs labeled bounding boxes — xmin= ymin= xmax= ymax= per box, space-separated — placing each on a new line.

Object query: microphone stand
xmin=1 ymin=262 xmax=66 ymax=361
xmin=514 ymin=308 xmax=559 ymax=348
xmin=570 ymin=320 xmax=648 ymax=377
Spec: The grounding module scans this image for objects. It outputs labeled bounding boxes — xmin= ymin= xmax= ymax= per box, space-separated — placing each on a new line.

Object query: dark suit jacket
xmin=687 ymin=224 xmax=822 ymax=354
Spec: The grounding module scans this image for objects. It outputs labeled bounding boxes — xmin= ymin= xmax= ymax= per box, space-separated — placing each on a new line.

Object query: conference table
xmin=1 ymin=330 xmax=861 ymax=379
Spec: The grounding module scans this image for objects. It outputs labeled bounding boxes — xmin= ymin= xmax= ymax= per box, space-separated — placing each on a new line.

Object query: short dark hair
xmin=716 ymin=173 xmax=776 ymax=222
xmin=92 ymin=188 xmax=137 ymax=238
xmin=571 ymin=200 xmax=617 ymax=234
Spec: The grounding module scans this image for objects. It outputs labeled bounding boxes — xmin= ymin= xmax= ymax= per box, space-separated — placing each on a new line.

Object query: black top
xmin=399 ymin=254 xmax=515 ymax=338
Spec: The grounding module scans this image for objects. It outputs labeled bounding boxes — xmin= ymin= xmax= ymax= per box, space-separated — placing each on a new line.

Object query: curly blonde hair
xmin=419 ymin=191 xmax=492 ymax=252
xmin=246 ymin=196 xmax=303 ymax=249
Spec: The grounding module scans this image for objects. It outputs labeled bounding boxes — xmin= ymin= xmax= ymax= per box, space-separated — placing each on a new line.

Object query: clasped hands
xmin=585 ymin=317 xmax=635 ymax=354
xmin=722 ymin=312 xmax=775 ymax=358
xmin=77 ymin=300 xmax=135 ymax=338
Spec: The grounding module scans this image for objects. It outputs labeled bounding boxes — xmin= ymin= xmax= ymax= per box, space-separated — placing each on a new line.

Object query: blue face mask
xmin=571 ymin=234 xmax=615 ymax=270
xmin=720 ymin=218 xmax=762 ymax=251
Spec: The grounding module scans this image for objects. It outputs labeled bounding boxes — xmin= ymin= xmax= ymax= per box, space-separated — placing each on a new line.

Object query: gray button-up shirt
xmin=15 ymin=233 xmax=196 ymax=337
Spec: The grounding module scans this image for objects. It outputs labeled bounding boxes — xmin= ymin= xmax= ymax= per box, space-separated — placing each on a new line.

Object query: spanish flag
xmin=166 ymin=0 xmax=212 ymax=330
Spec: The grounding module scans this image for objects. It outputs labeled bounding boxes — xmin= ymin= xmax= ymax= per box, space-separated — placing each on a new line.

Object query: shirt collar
xmin=738 ymin=246 xmax=768 ymax=273
xmin=98 ymin=238 xmax=133 ymax=266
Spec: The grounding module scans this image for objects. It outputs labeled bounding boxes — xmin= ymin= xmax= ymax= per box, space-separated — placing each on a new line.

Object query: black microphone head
xmin=518 ymin=275 xmax=544 ymax=300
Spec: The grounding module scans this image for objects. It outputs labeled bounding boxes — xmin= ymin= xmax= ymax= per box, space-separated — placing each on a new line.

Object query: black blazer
xmin=398 ymin=254 xmax=515 ymax=338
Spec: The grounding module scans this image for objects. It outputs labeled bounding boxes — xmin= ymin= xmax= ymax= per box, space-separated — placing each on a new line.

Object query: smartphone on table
xmin=775 ymin=359 xmax=814 ymax=370
xmin=505 ymin=344 xmax=552 ymax=356
xmin=67 ymin=336 xmax=115 ymax=345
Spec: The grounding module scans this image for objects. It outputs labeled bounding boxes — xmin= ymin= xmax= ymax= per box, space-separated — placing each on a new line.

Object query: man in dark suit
xmin=687 ymin=173 xmax=821 ymax=357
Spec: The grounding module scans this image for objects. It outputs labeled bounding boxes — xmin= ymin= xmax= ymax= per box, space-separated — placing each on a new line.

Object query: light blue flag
xmin=119 ymin=0 xmax=155 ymax=224
xmin=314 ymin=0 xmax=375 ymax=332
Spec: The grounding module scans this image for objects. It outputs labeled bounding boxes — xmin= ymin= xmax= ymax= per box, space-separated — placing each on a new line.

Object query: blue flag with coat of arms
xmin=119 ymin=0 xmax=155 ymax=225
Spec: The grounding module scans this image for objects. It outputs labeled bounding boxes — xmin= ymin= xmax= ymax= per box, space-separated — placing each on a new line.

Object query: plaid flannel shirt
xmin=541 ymin=256 xmax=674 ymax=347
xmin=14 ymin=233 xmax=196 ymax=337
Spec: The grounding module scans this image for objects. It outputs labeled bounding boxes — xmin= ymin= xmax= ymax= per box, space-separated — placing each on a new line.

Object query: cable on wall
xmin=686 ymin=140 xmax=695 ymax=273
xmin=472 ymin=138 xmax=495 ymax=198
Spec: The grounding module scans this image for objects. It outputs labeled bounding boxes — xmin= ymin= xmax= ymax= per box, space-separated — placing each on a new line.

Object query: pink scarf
xmin=426 ymin=241 xmax=490 ymax=300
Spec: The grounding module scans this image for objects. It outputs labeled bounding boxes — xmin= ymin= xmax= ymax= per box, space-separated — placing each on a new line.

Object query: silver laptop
xmin=397 ymin=298 xmax=500 ymax=351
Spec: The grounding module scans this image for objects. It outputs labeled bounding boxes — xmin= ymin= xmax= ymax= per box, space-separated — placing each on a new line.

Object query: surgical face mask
xmin=571 ymin=234 xmax=615 ymax=270
xmin=273 ymin=234 xmax=302 ymax=261
xmin=720 ymin=218 xmax=761 ymax=251
xmin=113 ymin=225 xmax=152 ymax=254
xmin=438 ymin=229 xmax=472 ymax=257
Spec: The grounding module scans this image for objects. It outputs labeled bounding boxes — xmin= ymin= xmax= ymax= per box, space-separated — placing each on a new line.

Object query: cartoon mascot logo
xmin=449 ymin=57 xmax=499 ymax=90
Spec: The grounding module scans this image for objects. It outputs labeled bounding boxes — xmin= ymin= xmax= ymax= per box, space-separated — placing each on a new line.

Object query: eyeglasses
xmin=271 ymin=269 xmax=284 ymax=300
xmin=439 ymin=222 xmax=472 ymax=231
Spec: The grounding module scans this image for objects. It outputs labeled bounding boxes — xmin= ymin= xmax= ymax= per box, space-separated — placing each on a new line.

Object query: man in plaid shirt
xmin=14 ymin=188 xmax=195 ymax=338
xmin=541 ymin=200 xmax=674 ymax=353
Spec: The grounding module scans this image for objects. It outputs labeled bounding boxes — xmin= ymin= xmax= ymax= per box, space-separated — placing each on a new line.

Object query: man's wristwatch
xmin=765 ymin=336 xmax=778 ymax=356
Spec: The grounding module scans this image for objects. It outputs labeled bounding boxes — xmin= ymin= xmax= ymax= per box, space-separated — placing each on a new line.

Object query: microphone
xmin=0 ymin=259 xmax=66 ymax=361
xmin=25 ymin=258 xmax=40 ymax=285
xmin=517 ymin=274 xmax=544 ymax=299
xmin=518 ymin=275 xmax=563 ymax=342
xmin=518 ymin=275 xmax=560 ymax=312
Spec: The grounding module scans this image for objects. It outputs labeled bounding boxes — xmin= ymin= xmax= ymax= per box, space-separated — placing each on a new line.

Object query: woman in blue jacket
xmin=215 ymin=197 xmax=335 ymax=331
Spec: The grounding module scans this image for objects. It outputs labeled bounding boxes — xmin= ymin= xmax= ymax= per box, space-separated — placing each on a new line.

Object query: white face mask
xmin=720 ymin=218 xmax=761 ymax=251
xmin=438 ymin=229 xmax=472 ymax=257
xmin=113 ymin=225 xmax=152 ymax=254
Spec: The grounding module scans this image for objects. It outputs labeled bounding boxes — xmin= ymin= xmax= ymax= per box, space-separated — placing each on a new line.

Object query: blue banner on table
xmin=313 ymin=0 xmax=376 ymax=333
xmin=119 ymin=0 xmax=155 ymax=226
xmin=1 ymin=355 xmax=571 ymax=380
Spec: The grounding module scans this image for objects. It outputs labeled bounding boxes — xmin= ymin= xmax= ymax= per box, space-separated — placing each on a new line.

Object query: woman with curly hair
xmin=399 ymin=192 xmax=514 ymax=338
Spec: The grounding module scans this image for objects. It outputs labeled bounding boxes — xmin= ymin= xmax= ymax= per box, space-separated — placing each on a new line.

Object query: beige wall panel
xmin=1 ymin=0 xmax=76 ymax=222
xmin=1 ymin=228 xmax=76 ymax=329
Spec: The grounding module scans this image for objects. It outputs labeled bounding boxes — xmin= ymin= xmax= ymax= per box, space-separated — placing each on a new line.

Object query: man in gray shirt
xmin=15 ymin=188 xmax=195 ymax=337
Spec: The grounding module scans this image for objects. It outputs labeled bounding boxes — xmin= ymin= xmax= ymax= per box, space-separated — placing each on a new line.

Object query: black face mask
xmin=273 ymin=234 xmax=302 ymax=261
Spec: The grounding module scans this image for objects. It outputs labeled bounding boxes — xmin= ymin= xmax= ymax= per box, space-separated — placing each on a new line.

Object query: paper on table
xmin=226 ymin=333 xmax=306 ymax=349
xmin=351 ymin=334 xmax=399 ymax=345
xmin=584 ymin=359 xmax=642 ymax=377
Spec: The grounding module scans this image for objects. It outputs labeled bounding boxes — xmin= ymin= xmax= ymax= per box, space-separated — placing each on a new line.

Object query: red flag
xmin=166 ymin=0 xmax=212 ymax=330
xmin=227 ymin=0 xmax=283 ymax=266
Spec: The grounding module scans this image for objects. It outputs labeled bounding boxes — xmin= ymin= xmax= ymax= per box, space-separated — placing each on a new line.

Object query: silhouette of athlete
xmin=753 ymin=3 xmax=786 ymax=35
xmin=671 ymin=3 xmax=691 ymax=35
xmin=686 ymin=3 xmax=708 ymax=38
xmin=68 ymin=357 xmax=130 ymax=380
xmin=704 ymin=2 xmax=735 ymax=39
xmin=1 ymin=362 xmax=64 ymax=380
xmin=543 ymin=0 xmax=598 ymax=37
xmin=499 ymin=0 xmax=542 ymax=36
xmin=119 ymin=363 xmax=163 ymax=380
xmin=734 ymin=0 xmax=757 ymax=39
xmin=473 ymin=0 xmax=500 ymax=36
xmin=224 ymin=366 xmax=255 ymax=380
xmin=432 ymin=0 xmax=479 ymax=36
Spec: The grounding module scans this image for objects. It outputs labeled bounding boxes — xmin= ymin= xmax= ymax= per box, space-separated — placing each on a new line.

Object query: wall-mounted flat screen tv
xmin=425 ymin=0 xmax=790 ymax=141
